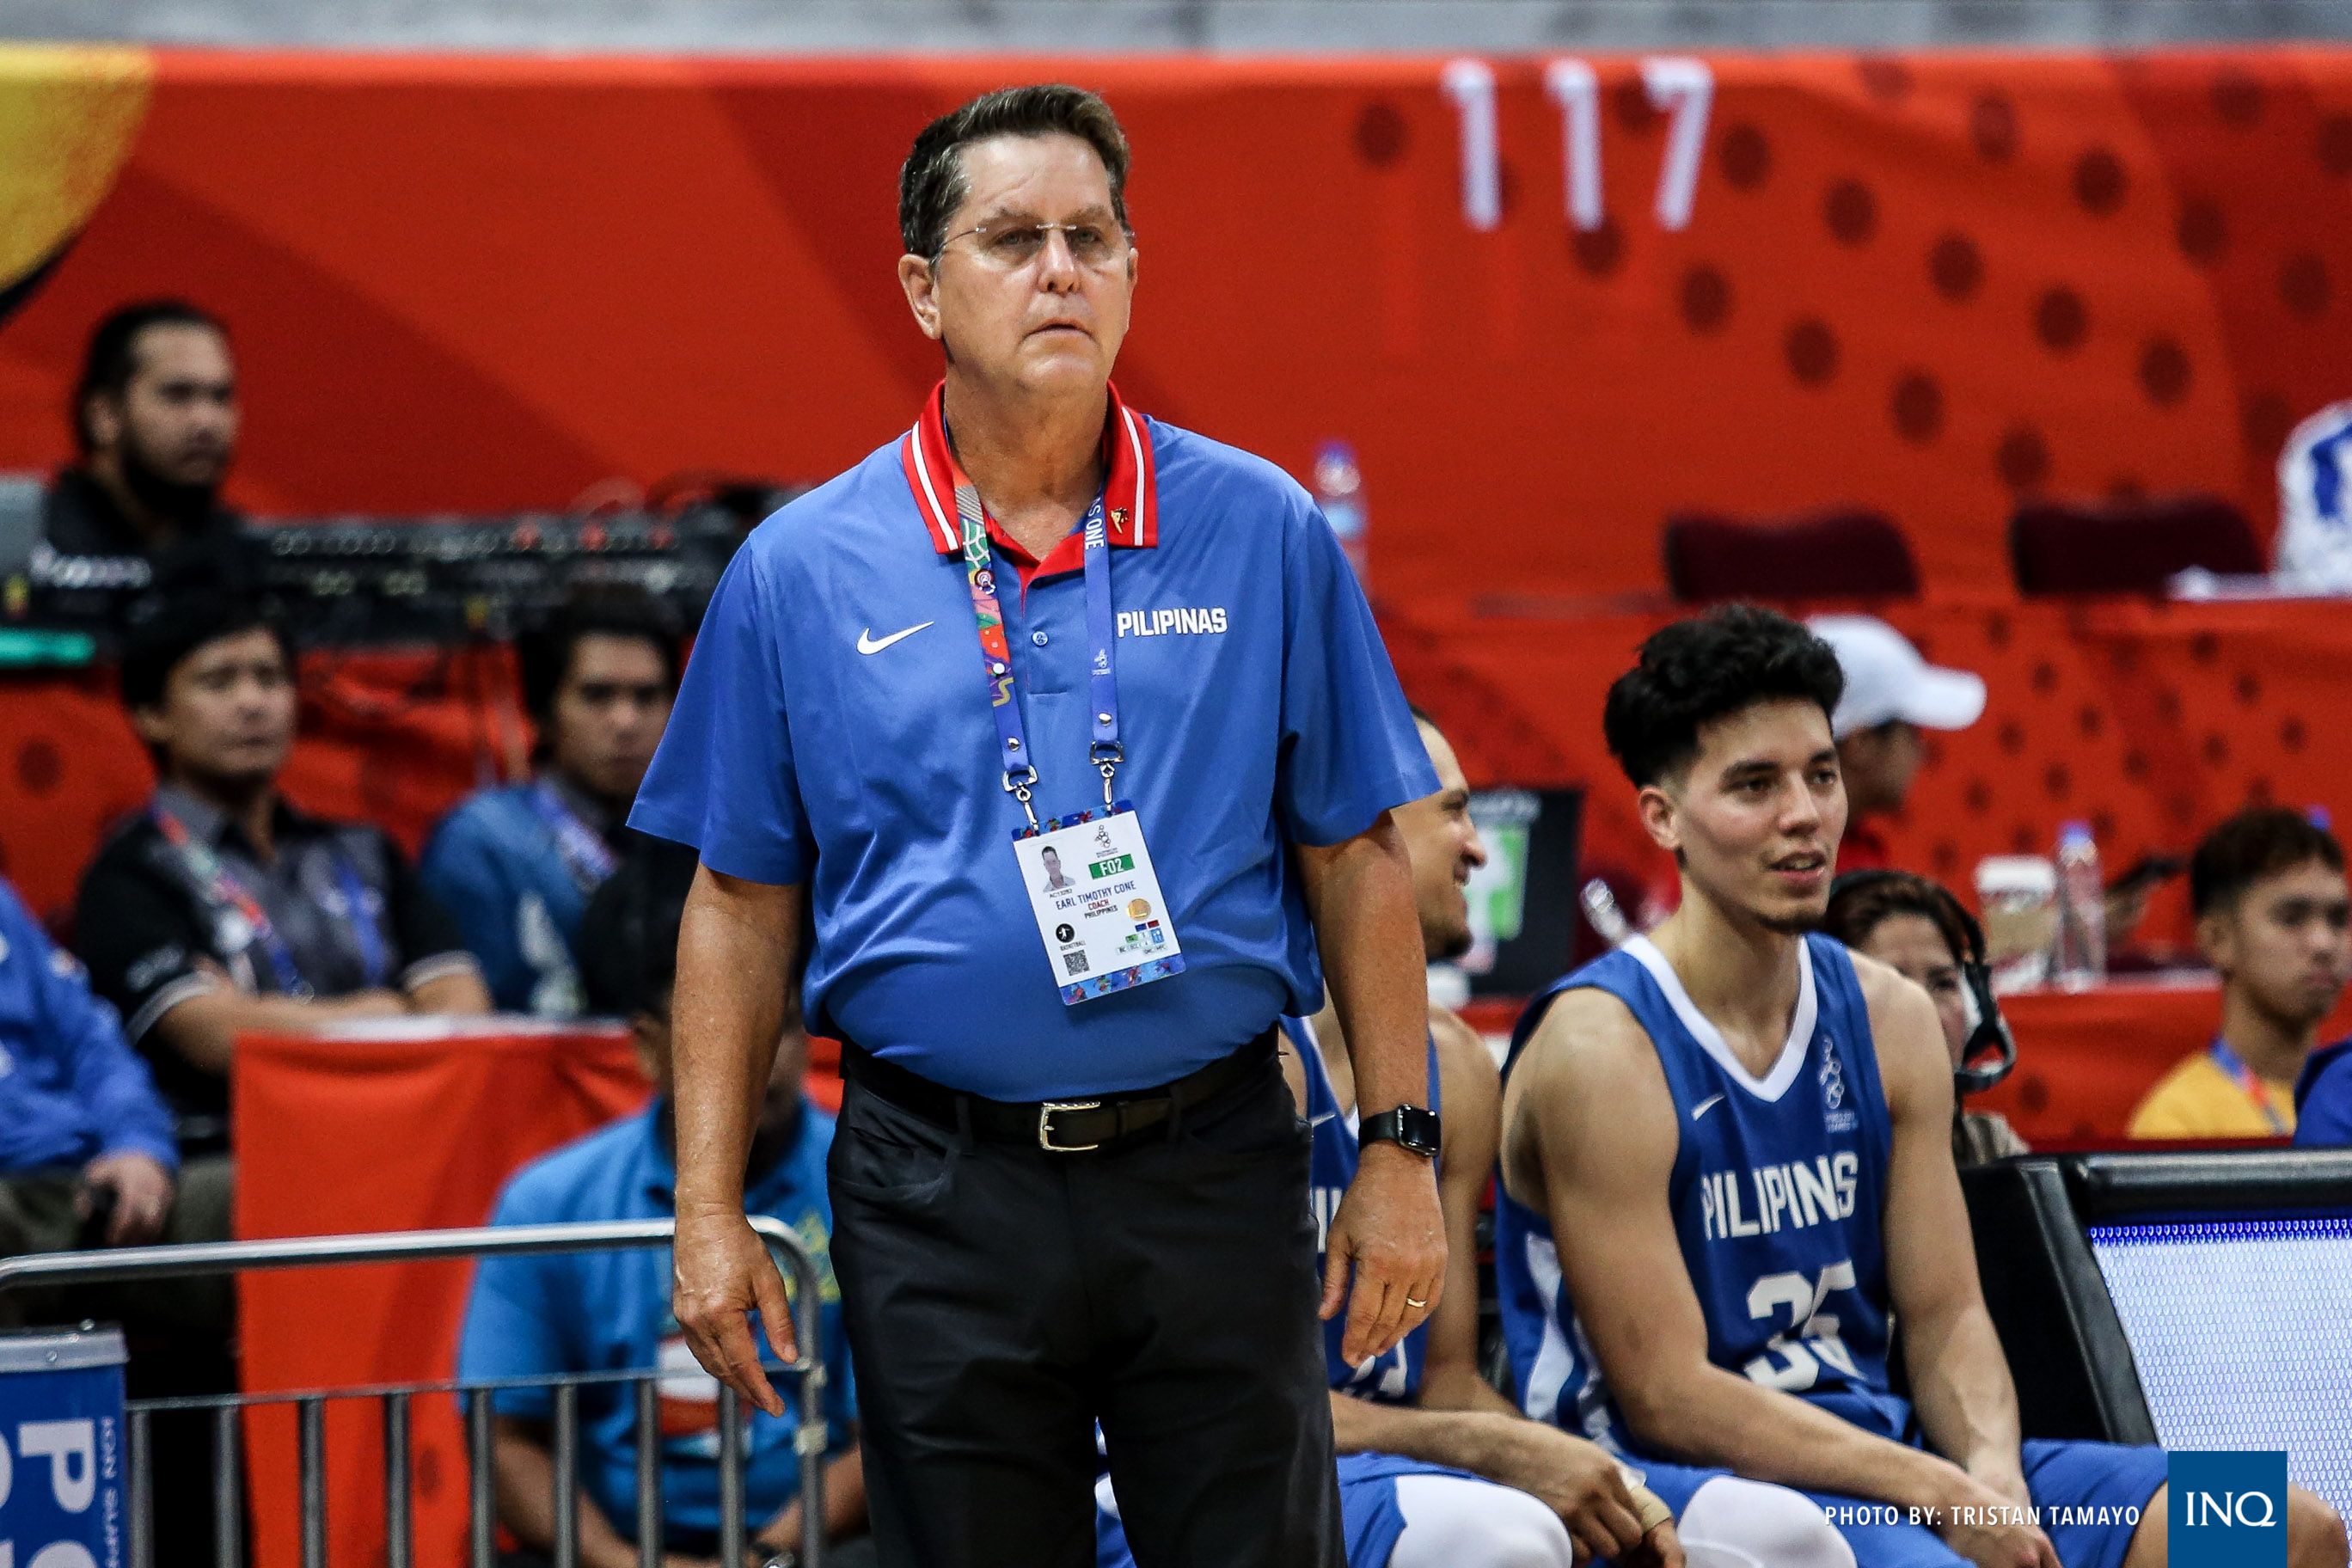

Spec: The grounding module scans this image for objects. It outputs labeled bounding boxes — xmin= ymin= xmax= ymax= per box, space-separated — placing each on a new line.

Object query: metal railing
xmin=0 ymin=1217 xmax=828 ymax=1568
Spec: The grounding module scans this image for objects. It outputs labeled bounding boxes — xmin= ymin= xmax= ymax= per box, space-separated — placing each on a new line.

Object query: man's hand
xmin=1469 ymin=1419 xmax=1655 ymax=1564
xmin=1320 ymin=1142 xmax=1444 ymax=1367
xmin=671 ymin=1204 xmax=798 ymax=1418
xmin=1936 ymin=1474 xmax=2060 ymax=1568
xmin=80 ymin=1152 xmax=175 ymax=1246
xmin=1626 ymin=1521 xmax=1685 ymax=1568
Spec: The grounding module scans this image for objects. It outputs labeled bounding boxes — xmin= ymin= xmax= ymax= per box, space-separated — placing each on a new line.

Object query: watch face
xmin=1397 ymin=1106 xmax=1442 ymax=1156
xmin=1372 ymin=1106 xmax=1442 ymax=1157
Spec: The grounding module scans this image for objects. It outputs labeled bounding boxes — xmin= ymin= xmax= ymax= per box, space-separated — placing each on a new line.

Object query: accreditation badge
xmin=1012 ymin=803 xmax=1185 ymax=1005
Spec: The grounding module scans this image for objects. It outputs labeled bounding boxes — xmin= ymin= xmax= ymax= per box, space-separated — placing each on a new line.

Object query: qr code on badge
xmin=1062 ymin=950 xmax=1090 ymax=976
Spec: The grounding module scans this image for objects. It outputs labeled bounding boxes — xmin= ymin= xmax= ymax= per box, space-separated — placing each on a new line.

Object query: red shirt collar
xmin=900 ymin=381 xmax=1159 ymax=570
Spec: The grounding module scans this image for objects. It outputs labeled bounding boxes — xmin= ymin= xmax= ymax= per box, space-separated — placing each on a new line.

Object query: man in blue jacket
xmin=0 ymin=873 xmax=229 ymax=1332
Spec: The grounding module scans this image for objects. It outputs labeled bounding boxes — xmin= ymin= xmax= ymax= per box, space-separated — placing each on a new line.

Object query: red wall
xmin=3 ymin=47 xmax=2350 ymax=592
xmin=5 ymin=46 xmax=2352 ymax=952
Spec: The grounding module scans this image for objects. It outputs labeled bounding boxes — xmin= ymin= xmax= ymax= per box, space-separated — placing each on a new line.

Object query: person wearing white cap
xmin=1805 ymin=616 xmax=1987 ymax=873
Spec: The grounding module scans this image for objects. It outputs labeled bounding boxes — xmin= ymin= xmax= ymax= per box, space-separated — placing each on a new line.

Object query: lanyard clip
xmin=1091 ymin=743 xmax=1123 ymax=807
xmin=1002 ymin=765 xmax=1041 ymax=831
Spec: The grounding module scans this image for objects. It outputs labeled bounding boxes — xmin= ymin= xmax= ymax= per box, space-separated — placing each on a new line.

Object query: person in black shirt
xmin=41 ymin=300 xmax=243 ymax=573
xmin=76 ymin=592 xmax=491 ymax=1148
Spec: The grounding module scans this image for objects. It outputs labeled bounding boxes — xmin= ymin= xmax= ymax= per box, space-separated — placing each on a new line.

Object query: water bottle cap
xmin=1313 ymin=440 xmax=1361 ymax=497
xmin=2059 ymin=820 xmax=2093 ymax=845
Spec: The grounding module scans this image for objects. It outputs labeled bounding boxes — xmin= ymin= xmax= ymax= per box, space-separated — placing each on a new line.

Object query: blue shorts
xmin=1804 ymin=1439 xmax=2164 ymax=1568
xmin=1096 ymin=1451 xmax=1485 ymax=1568
xmin=1611 ymin=1440 xmax=2160 ymax=1568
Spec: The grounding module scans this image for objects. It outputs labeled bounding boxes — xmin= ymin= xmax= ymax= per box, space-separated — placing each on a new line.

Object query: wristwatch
xmin=1359 ymin=1105 xmax=1442 ymax=1159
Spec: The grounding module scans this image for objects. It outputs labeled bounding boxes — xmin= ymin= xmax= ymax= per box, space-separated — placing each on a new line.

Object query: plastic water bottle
xmin=1314 ymin=440 xmax=1369 ymax=586
xmin=2053 ymin=821 xmax=2106 ymax=989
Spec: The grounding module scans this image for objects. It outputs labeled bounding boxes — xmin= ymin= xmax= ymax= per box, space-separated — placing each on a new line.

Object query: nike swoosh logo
xmin=1691 ymin=1093 xmax=1726 ymax=1122
xmin=857 ymin=622 xmax=934 ymax=655
xmin=1308 ymin=1112 xmax=1338 ymax=1129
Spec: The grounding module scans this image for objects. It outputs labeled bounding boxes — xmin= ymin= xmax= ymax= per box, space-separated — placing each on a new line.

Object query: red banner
xmin=234 ymin=1024 xmax=648 ymax=1568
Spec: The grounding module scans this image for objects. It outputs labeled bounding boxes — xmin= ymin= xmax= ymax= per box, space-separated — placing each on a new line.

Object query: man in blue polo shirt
xmin=458 ymin=848 xmax=863 ymax=1565
xmin=634 ymin=84 xmax=1444 ymax=1568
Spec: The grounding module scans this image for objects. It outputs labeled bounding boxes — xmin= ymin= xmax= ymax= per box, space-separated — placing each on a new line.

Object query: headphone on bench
xmin=1826 ymin=869 xmax=2017 ymax=1097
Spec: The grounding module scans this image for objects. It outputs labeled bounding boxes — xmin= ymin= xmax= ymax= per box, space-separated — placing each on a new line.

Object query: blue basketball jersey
xmin=1289 ymin=1015 xmax=1441 ymax=1404
xmin=1496 ymin=934 xmax=1912 ymax=1455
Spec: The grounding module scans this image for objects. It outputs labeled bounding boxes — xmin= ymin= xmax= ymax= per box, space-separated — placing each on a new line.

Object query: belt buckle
xmin=1038 ymin=1100 xmax=1105 ymax=1153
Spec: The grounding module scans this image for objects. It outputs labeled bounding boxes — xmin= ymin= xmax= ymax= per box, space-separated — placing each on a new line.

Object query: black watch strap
xmin=1360 ymin=1105 xmax=1442 ymax=1158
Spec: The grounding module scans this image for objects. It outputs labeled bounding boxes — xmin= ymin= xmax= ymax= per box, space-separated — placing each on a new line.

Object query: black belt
xmin=842 ymin=1026 xmax=1280 ymax=1153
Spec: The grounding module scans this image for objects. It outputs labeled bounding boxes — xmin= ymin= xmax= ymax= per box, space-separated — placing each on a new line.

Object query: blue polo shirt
xmin=457 ymin=1100 xmax=854 ymax=1540
xmin=630 ymin=389 xmax=1435 ymax=1099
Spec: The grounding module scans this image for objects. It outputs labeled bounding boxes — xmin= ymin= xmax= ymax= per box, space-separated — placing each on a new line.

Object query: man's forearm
xmin=1903 ymin=1304 xmax=2028 ymax=1487
xmin=671 ymin=868 xmax=800 ymax=1208
xmin=1628 ymin=1363 xmax=1966 ymax=1510
xmin=1298 ymin=817 xmax=1427 ymax=1115
xmin=158 ymin=988 xmax=407 ymax=1074
xmin=407 ymin=968 xmax=493 ymax=1015
xmin=1332 ymin=1392 xmax=1522 ymax=1474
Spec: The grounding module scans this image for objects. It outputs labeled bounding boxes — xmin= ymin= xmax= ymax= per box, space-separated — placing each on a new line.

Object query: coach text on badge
xmin=1014 ymin=804 xmax=1185 ymax=1005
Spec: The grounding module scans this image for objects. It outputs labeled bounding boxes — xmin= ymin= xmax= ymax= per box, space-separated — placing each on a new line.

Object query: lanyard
xmin=954 ymin=480 xmax=1122 ymax=832
xmin=153 ymin=805 xmax=389 ymax=996
xmin=528 ymin=781 xmax=620 ymax=894
xmin=2209 ymin=1037 xmax=2290 ymax=1135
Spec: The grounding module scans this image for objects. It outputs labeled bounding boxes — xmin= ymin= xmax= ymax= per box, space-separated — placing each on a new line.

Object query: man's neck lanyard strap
xmin=2209 ymin=1036 xmax=2290 ymax=1135
xmin=955 ymin=480 xmax=1122 ymax=832
xmin=152 ymin=805 xmax=389 ymax=996
xmin=530 ymin=781 xmax=620 ymax=894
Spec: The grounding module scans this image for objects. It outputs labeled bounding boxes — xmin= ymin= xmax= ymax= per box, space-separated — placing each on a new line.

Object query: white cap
xmin=1808 ymin=615 xmax=1987 ymax=740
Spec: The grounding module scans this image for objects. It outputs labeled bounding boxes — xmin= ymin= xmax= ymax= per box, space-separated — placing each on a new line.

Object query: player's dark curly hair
xmin=1602 ymin=605 xmax=1846 ymax=787
xmin=899 ymin=84 xmax=1132 ymax=258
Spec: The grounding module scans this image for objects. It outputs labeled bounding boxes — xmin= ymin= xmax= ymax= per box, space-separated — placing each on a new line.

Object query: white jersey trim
xmin=1622 ymin=934 xmax=1816 ymax=1104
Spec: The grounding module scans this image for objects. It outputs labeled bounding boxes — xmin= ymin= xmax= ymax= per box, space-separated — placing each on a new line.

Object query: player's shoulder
xmin=1514 ymin=979 xmax=1657 ymax=1090
xmin=1838 ymin=939 xmax=1939 ymax=1037
xmin=1428 ymin=1003 xmax=1499 ymax=1105
xmin=1427 ymin=1002 xmax=1491 ymax=1071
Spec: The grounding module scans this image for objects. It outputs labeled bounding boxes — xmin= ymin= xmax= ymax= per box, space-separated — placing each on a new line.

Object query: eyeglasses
xmin=934 ymin=218 xmax=1132 ymax=272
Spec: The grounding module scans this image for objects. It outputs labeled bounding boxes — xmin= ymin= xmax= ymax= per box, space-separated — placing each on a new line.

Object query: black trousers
xmin=827 ymin=1048 xmax=1344 ymax=1568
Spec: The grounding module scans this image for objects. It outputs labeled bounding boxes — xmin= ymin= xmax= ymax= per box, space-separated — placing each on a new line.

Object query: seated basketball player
xmin=1100 ymin=709 xmax=1857 ymax=1568
xmin=1497 ymin=608 xmax=2347 ymax=1568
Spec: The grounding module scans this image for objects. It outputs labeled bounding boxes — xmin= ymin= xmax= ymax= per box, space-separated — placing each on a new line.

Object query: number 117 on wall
xmin=1442 ymin=57 xmax=1715 ymax=234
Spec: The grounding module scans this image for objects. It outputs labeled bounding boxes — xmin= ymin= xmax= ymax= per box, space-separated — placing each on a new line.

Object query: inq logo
xmin=2170 ymin=1450 xmax=2288 ymax=1568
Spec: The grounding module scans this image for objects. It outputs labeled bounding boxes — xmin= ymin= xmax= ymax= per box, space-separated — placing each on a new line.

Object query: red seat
xmin=2009 ymin=495 xmax=2263 ymax=595
xmin=1662 ymin=509 xmax=1920 ymax=603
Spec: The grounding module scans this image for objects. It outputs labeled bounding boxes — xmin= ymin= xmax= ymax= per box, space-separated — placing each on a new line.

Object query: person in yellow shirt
xmin=2131 ymin=806 xmax=2350 ymax=1138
